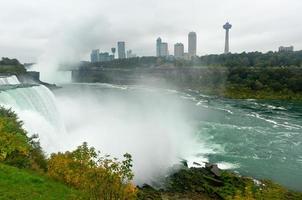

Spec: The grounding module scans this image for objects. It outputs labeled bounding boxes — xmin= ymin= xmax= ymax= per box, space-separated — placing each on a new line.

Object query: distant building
xmin=188 ymin=32 xmax=197 ymax=57
xmin=279 ymin=46 xmax=294 ymax=52
xmin=156 ymin=37 xmax=169 ymax=57
xmin=99 ymin=52 xmax=114 ymax=62
xmin=160 ymin=42 xmax=169 ymax=57
xmin=183 ymin=53 xmax=191 ymax=60
xmin=174 ymin=43 xmax=184 ymax=59
xmin=90 ymin=49 xmax=100 ymax=63
xmin=117 ymin=41 xmax=126 ymax=59
xmin=156 ymin=37 xmax=162 ymax=57
xmin=223 ymin=22 xmax=232 ymax=54
xmin=90 ymin=49 xmax=114 ymax=63
xmin=127 ymin=50 xmax=137 ymax=58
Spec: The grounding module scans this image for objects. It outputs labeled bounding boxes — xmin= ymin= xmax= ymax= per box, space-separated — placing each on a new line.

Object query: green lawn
xmin=0 ymin=164 xmax=83 ymax=200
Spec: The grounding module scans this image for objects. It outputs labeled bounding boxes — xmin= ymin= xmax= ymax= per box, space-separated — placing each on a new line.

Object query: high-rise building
xmin=156 ymin=37 xmax=169 ymax=57
xmin=99 ymin=52 xmax=114 ymax=62
xmin=279 ymin=46 xmax=294 ymax=52
xmin=174 ymin=43 xmax=184 ymax=59
xmin=160 ymin=42 xmax=169 ymax=57
xmin=90 ymin=49 xmax=114 ymax=63
xmin=156 ymin=37 xmax=162 ymax=57
xmin=223 ymin=22 xmax=232 ymax=54
xmin=188 ymin=32 xmax=197 ymax=57
xmin=90 ymin=49 xmax=100 ymax=63
xmin=117 ymin=41 xmax=126 ymax=59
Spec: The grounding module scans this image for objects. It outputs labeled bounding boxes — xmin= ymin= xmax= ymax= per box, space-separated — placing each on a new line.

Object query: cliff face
xmin=72 ymin=67 xmax=229 ymax=91
xmin=17 ymin=71 xmax=40 ymax=84
xmin=71 ymin=66 xmax=302 ymax=100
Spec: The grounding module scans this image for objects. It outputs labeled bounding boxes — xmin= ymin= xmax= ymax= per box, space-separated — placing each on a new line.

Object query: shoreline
xmin=138 ymin=162 xmax=302 ymax=200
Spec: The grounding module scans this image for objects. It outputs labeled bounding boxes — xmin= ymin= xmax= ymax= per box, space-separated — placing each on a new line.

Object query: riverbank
xmin=71 ymin=66 xmax=302 ymax=101
xmin=191 ymin=86 xmax=302 ymax=101
xmin=138 ymin=164 xmax=302 ymax=200
xmin=2 ymin=160 xmax=302 ymax=200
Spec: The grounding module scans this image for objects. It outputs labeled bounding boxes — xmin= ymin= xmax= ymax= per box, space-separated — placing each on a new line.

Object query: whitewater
xmin=0 ymin=76 xmax=302 ymax=191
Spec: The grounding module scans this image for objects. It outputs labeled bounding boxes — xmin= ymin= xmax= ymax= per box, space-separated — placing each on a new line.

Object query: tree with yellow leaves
xmin=48 ymin=142 xmax=137 ymax=200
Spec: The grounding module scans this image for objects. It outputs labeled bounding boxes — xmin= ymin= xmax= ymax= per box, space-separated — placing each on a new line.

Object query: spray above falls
xmin=0 ymin=79 xmax=209 ymax=185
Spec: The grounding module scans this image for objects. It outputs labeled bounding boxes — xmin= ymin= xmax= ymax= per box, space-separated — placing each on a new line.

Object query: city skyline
xmin=0 ymin=0 xmax=301 ymax=63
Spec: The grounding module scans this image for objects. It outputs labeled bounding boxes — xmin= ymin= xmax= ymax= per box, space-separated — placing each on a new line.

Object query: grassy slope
xmin=0 ymin=164 xmax=82 ymax=200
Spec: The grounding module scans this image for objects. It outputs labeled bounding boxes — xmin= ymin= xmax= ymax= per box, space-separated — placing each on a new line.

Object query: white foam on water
xmin=0 ymin=82 xmax=215 ymax=185
xmin=216 ymin=162 xmax=240 ymax=170
xmin=0 ymin=75 xmax=20 ymax=85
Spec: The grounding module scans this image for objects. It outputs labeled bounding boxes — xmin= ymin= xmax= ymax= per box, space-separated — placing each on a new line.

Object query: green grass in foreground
xmin=0 ymin=164 xmax=82 ymax=200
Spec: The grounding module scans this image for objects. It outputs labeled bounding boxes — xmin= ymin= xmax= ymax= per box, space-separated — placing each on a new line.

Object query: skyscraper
xmin=174 ymin=43 xmax=184 ymax=58
xmin=156 ymin=37 xmax=162 ymax=57
xmin=90 ymin=49 xmax=100 ymax=63
xmin=90 ymin=49 xmax=114 ymax=63
xmin=223 ymin=22 xmax=232 ymax=54
xmin=156 ymin=37 xmax=169 ymax=57
xmin=188 ymin=32 xmax=197 ymax=57
xmin=117 ymin=41 xmax=126 ymax=59
xmin=160 ymin=43 xmax=169 ymax=57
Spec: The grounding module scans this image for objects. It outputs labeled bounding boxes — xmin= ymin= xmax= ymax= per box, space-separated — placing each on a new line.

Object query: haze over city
xmin=0 ymin=0 xmax=301 ymax=63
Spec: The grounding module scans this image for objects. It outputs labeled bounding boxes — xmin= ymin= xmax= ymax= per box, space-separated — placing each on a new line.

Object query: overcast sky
xmin=0 ymin=0 xmax=301 ymax=63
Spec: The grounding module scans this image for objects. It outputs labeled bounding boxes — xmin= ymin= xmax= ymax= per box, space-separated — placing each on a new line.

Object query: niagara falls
xmin=1 ymin=0 xmax=302 ymax=199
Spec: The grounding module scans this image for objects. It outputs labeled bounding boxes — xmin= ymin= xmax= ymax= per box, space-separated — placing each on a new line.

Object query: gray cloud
xmin=0 ymin=0 xmax=301 ymax=62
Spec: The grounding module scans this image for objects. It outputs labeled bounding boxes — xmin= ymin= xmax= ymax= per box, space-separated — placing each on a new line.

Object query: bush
xmin=0 ymin=57 xmax=26 ymax=74
xmin=0 ymin=107 xmax=47 ymax=171
xmin=47 ymin=142 xmax=137 ymax=200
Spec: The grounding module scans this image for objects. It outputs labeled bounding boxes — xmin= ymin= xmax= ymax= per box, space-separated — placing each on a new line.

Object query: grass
xmin=0 ymin=164 xmax=83 ymax=200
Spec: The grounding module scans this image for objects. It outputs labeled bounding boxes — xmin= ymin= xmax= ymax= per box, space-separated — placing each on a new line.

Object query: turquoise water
xmin=186 ymin=91 xmax=302 ymax=191
xmin=54 ymin=84 xmax=302 ymax=191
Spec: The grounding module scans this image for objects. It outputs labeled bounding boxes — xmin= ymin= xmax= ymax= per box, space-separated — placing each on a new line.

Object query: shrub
xmin=0 ymin=107 xmax=47 ymax=171
xmin=48 ymin=142 xmax=137 ymax=200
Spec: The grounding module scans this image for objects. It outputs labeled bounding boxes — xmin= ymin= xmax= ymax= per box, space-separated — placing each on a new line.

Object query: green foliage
xmin=0 ymin=57 xmax=26 ymax=74
xmin=0 ymin=107 xmax=47 ymax=171
xmin=199 ymin=51 xmax=302 ymax=68
xmin=137 ymin=185 xmax=162 ymax=200
xmin=0 ymin=163 xmax=83 ymax=200
xmin=47 ymin=142 xmax=137 ymax=200
xmin=0 ymin=107 xmax=31 ymax=167
xmin=160 ymin=167 xmax=302 ymax=200
xmin=75 ymin=51 xmax=302 ymax=100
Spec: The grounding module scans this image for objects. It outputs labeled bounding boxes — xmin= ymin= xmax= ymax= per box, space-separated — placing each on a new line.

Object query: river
xmin=0 ymin=80 xmax=301 ymax=191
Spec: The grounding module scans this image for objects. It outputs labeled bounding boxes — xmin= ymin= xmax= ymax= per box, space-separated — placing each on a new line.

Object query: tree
xmin=48 ymin=142 xmax=137 ymax=200
xmin=0 ymin=107 xmax=47 ymax=170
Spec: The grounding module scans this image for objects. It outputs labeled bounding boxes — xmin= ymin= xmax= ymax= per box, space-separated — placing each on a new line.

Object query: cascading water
xmin=0 ymin=78 xmax=208 ymax=185
xmin=0 ymin=75 xmax=20 ymax=85
xmin=0 ymin=78 xmax=66 ymax=153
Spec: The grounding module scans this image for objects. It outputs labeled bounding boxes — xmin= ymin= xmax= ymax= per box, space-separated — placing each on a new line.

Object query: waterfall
xmin=0 ymin=75 xmax=20 ymax=85
xmin=0 ymin=83 xmax=66 ymax=153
